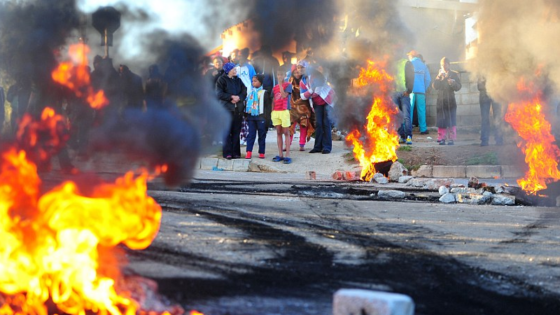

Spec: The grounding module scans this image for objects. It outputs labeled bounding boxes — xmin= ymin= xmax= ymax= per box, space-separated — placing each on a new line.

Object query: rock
xmin=450 ymin=187 xmax=477 ymax=194
xmin=378 ymin=190 xmax=406 ymax=199
xmin=344 ymin=171 xmax=361 ymax=181
xmin=438 ymin=186 xmax=449 ymax=196
xmin=492 ymin=194 xmax=516 ymax=206
xmin=373 ymin=173 xmax=385 ymax=179
xmin=305 ymin=171 xmax=316 ymax=180
xmin=457 ymin=193 xmax=492 ymax=205
xmin=333 ymin=289 xmax=414 ymax=315
xmin=468 ymin=177 xmax=479 ymax=188
xmin=425 ymin=179 xmax=454 ymax=190
xmin=407 ymin=178 xmax=428 ymax=187
xmin=439 ymin=193 xmax=456 ymax=203
xmin=450 ymin=183 xmax=466 ymax=188
xmin=398 ymin=176 xmax=414 ymax=184
xmin=332 ymin=171 xmax=344 ymax=180
xmin=388 ymin=161 xmax=408 ymax=182
xmin=411 ymin=165 xmax=432 ymax=177
xmin=374 ymin=176 xmax=389 ymax=184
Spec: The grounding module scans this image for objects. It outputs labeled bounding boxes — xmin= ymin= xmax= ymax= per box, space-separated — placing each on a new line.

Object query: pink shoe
xmin=259 ymin=153 xmax=265 ymax=159
xmin=245 ymin=151 xmax=252 ymax=159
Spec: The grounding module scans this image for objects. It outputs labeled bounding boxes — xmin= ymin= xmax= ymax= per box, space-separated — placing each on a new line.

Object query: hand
xmin=447 ymin=79 xmax=455 ymax=85
xmin=232 ymin=95 xmax=240 ymax=102
xmin=403 ymin=91 xmax=410 ymax=97
xmin=307 ymin=88 xmax=314 ymax=94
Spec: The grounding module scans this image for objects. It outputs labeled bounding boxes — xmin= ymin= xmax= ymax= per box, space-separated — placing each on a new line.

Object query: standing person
xmin=408 ymin=50 xmax=431 ymax=135
xmin=145 ymin=65 xmax=166 ymax=109
xmin=393 ymin=55 xmax=415 ymax=145
xmin=299 ymin=62 xmax=336 ymax=154
xmin=271 ymin=70 xmax=293 ymax=164
xmin=205 ymin=56 xmax=224 ymax=88
xmin=433 ymin=57 xmax=462 ymax=145
xmin=478 ymin=77 xmax=503 ymax=146
xmin=233 ymin=48 xmax=256 ymax=146
xmin=216 ymin=62 xmax=247 ymax=159
xmin=289 ymin=66 xmax=315 ymax=151
xmin=119 ymin=65 xmax=144 ymax=109
xmin=244 ymin=74 xmax=270 ymax=159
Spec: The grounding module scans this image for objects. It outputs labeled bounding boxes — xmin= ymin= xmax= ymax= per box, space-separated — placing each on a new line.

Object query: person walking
xmin=408 ymin=50 xmax=431 ymax=135
xmin=433 ymin=57 xmax=462 ymax=145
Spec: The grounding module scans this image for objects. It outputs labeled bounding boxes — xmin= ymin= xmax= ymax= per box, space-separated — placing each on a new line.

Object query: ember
xmin=346 ymin=59 xmax=399 ymax=182
xmin=504 ymin=79 xmax=560 ymax=194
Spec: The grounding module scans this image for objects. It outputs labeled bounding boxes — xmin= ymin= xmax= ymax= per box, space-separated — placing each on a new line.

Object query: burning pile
xmin=0 ymin=44 xmax=184 ymax=315
xmin=346 ymin=59 xmax=399 ymax=182
xmin=504 ymin=79 xmax=560 ymax=194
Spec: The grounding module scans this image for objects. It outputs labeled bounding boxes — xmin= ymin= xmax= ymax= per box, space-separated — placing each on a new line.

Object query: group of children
xmin=240 ymin=60 xmax=335 ymax=165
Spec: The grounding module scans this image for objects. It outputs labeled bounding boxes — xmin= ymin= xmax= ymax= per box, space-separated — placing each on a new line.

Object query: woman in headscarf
xmin=216 ymin=62 xmax=247 ymax=159
xmin=289 ymin=65 xmax=315 ymax=151
xmin=433 ymin=57 xmax=462 ymax=145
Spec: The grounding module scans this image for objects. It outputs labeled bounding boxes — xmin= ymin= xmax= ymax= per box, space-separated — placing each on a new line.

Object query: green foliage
xmin=466 ymin=152 xmax=499 ymax=165
xmin=397 ymin=145 xmax=412 ymax=152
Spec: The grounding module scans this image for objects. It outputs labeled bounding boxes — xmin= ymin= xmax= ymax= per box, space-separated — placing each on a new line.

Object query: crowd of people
xmin=0 ymin=46 xmax=507 ymax=172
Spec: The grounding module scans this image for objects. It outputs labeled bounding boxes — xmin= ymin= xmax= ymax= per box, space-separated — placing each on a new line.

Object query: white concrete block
xmin=333 ymin=289 xmax=414 ymax=315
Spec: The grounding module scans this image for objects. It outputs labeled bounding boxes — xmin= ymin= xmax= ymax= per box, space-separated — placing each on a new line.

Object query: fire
xmin=505 ymin=80 xmax=560 ymax=193
xmin=52 ymin=43 xmax=109 ymax=109
xmin=346 ymin=60 xmax=399 ymax=181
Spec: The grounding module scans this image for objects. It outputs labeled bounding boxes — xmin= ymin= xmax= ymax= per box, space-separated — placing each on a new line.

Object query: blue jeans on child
xmin=246 ymin=118 xmax=267 ymax=154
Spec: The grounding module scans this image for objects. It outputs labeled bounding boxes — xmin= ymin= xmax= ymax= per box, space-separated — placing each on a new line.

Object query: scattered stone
xmin=411 ymin=165 xmax=432 ymax=177
xmin=332 ymin=171 xmax=344 ymax=180
xmin=373 ymin=173 xmax=385 ymax=179
xmin=374 ymin=176 xmax=389 ymax=184
xmin=438 ymin=186 xmax=449 ymax=196
xmin=388 ymin=161 xmax=408 ymax=182
xmin=495 ymin=186 xmax=505 ymax=194
xmin=491 ymin=194 xmax=516 ymax=206
xmin=344 ymin=171 xmax=361 ymax=181
xmin=468 ymin=177 xmax=479 ymax=188
xmin=450 ymin=183 xmax=466 ymax=188
xmin=305 ymin=171 xmax=316 ymax=180
xmin=450 ymin=187 xmax=477 ymax=194
xmin=439 ymin=193 xmax=456 ymax=203
xmin=378 ymin=190 xmax=406 ymax=199
xmin=333 ymin=289 xmax=415 ymax=315
xmin=425 ymin=179 xmax=454 ymax=190
xmin=398 ymin=176 xmax=414 ymax=184
xmin=407 ymin=178 xmax=428 ymax=188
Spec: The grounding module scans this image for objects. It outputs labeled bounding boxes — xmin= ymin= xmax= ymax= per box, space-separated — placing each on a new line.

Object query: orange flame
xmin=346 ymin=60 xmax=399 ymax=182
xmin=505 ymin=82 xmax=560 ymax=193
xmin=52 ymin=43 xmax=109 ymax=109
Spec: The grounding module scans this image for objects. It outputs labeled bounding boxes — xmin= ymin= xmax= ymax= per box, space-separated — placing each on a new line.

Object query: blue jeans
xmin=393 ymin=92 xmax=412 ymax=138
xmin=410 ymin=93 xmax=427 ymax=133
xmin=313 ymin=105 xmax=332 ymax=152
xmin=480 ymin=95 xmax=503 ymax=144
xmin=246 ymin=118 xmax=267 ymax=154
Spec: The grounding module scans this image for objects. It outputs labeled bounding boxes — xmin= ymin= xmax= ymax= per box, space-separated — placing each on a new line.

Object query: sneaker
xmin=309 ymin=149 xmax=321 ymax=153
xmin=322 ymin=150 xmax=331 ymax=154
xmin=406 ymin=136 xmax=412 ymax=145
xmin=226 ymin=155 xmax=232 ymax=160
xmin=447 ymin=140 xmax=454 ymax=145
xmin=259 ymin=153 xmax=265 ymax=159
xmin=272 ymin=156 xmax=284 ymax=162
xmin=439 ymin=140 xmax=446 ymax=145
xmin=283 ymin=157 xmax=292 ymax=164
xmin=245 ymin=151 xmax=252 ymax=159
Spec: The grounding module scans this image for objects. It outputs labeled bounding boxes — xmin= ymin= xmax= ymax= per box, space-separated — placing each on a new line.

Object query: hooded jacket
xmin=410 ymin=57 xmax=431 ymax=94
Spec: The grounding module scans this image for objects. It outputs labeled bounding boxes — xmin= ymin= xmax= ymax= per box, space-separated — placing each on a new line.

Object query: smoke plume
xmin=473 ymin=0 xmax=560 ymax=106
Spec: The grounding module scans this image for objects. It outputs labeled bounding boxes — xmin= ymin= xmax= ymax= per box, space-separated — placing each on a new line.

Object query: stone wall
xmin=425 ymin=66 xmax=481 ymax=127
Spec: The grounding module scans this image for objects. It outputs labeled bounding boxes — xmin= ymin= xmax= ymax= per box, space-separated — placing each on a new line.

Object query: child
xmin=271 ymin=71 xmax=293 ymax=164
xmin=245 ymin=74 xmax=269 ymax=159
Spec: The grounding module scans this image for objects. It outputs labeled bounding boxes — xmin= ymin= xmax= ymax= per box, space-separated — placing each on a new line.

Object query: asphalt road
xmin=120 ymin=171 xmax=560 ymax=315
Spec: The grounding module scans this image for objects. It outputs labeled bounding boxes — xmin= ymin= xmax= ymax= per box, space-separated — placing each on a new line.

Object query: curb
xmin=412 ymin=165 xmax=524 ymax=179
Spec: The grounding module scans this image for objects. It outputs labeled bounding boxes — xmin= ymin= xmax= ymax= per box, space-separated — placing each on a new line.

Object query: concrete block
xmin=433 ymin=166 xmax=466 ymax=178
xmin=466 ymin=165 xmax=501 ymax=178
xmin=501 ymin=165 xmax=525 ymax=178
xmin=378 ymin=190 xmax=406 ymax=199
xmin=333 ymin=289 xmax=414 ymax=315
xmin=200 ymin=158 xmax=218 ymax=170
xmin=461 ymin=93 xmax=480 ymax=105
xmin=217 ymin=159 xmax=234 ymax=171
xmin=233 ymin=159 xmax=250 ymax=172
xmin=411 ymin=165 xmax=432 ymax=177
xmin=439 ymin=193 xmax=456 ymax=203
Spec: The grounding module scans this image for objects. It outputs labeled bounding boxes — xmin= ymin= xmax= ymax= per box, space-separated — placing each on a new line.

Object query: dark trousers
xmin=246 ymin=119 xmax=267 ymax=154
xmin=480 ymin=95 xmax=503 ymax=144
xmin=392 ymin=92 xmax=412 ymax=138
xmin=313 ymin=105 xmax=333 ymax=152
xmin=223 ymin=111 xmax=242 ymax=157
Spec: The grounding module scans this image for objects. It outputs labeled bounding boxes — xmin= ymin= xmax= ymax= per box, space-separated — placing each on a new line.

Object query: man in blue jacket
xmin=408 ymin=50 xmax=431 ymax=135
